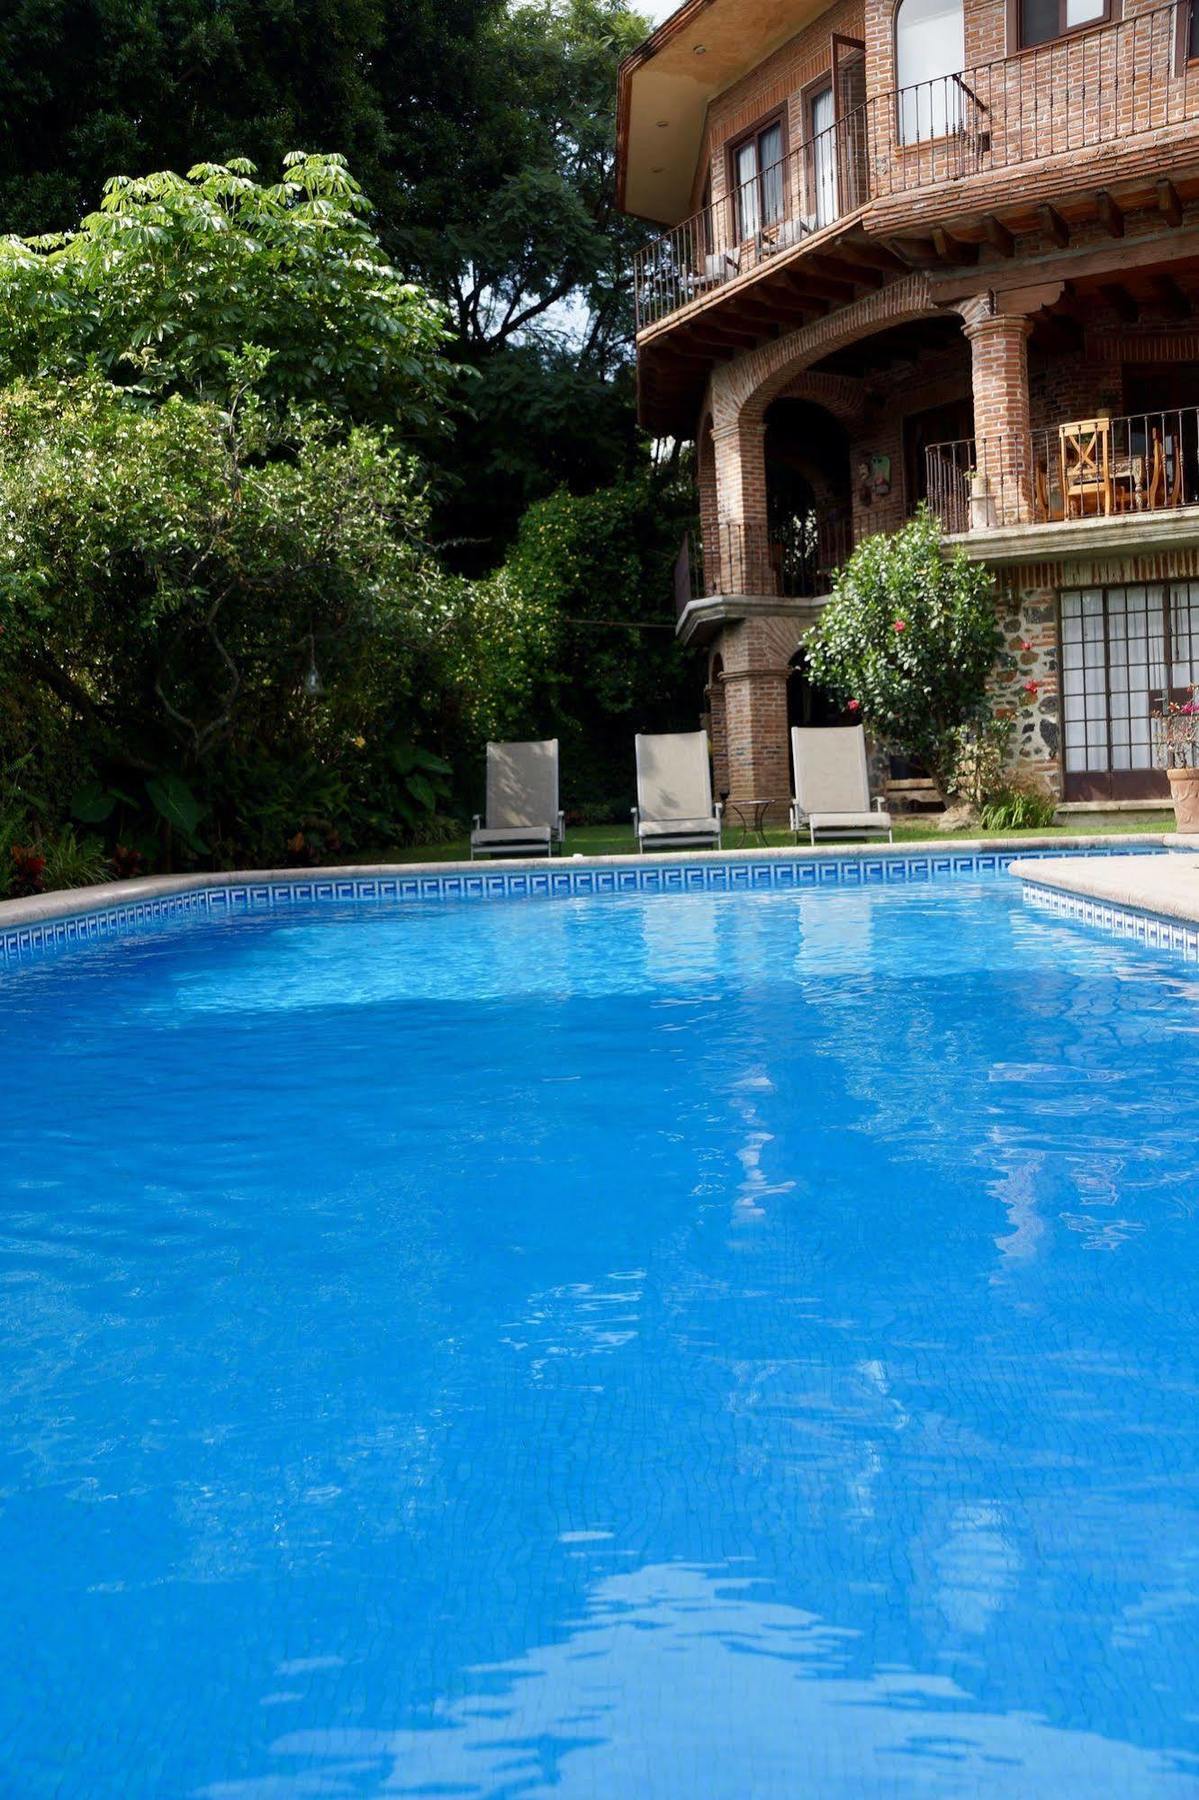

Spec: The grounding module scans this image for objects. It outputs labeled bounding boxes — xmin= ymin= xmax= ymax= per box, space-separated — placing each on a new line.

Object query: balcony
xmin=674 ymin=516 xmax=853 ymax=642
xmin=924 ymin=407 xmax=1199 ymax=554
xmin=635 ymin=108 xmax=871 ymax=334
xmin=635 ymin=0 xmax=1198 ymax=345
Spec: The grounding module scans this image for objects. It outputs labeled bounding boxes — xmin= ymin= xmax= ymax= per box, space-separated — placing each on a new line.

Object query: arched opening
xmin=763 ymin=399 xmax=854 ymax=595
xmin=895 ymin=0 xmax=966 ymax=144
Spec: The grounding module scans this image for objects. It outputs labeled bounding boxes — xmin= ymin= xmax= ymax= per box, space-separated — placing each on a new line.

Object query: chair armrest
xmin=714 ymin=801 xmax=723 ymax=822
xmin=874 ymin=797 xmax=886 ymax=813
xmin=556 ymin=811 xmax=565 ymax=841
xmin=472 ymin=814 xmax=482 ymax=830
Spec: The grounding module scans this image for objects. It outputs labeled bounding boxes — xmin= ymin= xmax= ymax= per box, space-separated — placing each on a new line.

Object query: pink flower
xmin=847 ymin=698 xmax=861 ymax=713
xmin=893 ymin=619 xmax=907 ymax=633
xmin=1020 ymin=639 xmax=1033 ymax=652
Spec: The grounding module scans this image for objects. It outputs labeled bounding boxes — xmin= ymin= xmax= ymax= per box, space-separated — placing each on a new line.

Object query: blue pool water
xmin=1 ymin=875 xmax=1198 ymax=1797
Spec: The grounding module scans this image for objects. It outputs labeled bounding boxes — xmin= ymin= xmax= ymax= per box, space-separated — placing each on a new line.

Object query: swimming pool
xmin=1 ymin=871 xmax=1197 ymax=1795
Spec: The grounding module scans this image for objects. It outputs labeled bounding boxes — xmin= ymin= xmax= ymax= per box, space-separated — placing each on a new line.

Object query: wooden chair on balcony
xmin=1059 ymin=418 xmax=1114 ymax=518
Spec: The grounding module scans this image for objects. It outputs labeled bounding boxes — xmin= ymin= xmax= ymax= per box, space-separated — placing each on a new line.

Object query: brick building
xmin=617 ymin=0 xmax=1199 ymax=806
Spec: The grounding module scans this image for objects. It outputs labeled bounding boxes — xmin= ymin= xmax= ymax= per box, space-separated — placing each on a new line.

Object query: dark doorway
xmin=903 ymin=399 xmax=973 ymax=511
xmin=788 ymin=649 xmax=846 ymax=732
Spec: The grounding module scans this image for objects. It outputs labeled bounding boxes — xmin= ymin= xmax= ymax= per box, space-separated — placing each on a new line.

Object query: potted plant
xmin=1153 ymin=686 xmax=1199 ymax=832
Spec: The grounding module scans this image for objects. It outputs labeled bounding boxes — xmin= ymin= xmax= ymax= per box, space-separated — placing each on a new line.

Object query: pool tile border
xmin=1021 ymin=879 xmax=1199 ymax=964
xmin=0 ymin=841 xmax=1170 ymax=972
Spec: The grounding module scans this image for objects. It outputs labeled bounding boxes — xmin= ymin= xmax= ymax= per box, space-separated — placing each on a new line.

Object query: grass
xmin=373 ymin=811 xmax=1172 ymax=865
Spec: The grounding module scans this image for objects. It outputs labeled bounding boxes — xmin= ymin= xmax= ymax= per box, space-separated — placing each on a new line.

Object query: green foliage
xmin=0 ymin=154 xmax=455 ymax=428
xmin=0 ymin=372 xmax=497 ymax=867
xmin=494 ymin=474 xmax=697 ymax=805
xmin=0 ymin=3 xmax=660 ymax=567
xmin=806 ymin=510 xmax=1002 ymax=793
xmin=41 ymin=826 xmax=110 ymax=891
xmin=979 ymin=783 xmax=1058 ymax=831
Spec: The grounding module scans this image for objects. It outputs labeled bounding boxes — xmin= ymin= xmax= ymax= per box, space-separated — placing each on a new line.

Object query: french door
xmin=1060 ymin=584 xmax=1199 ymax=799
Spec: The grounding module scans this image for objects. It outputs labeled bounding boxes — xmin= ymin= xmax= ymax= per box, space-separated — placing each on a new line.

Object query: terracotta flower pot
xmin=1167 ymin=766 xmax=1199 ymax=834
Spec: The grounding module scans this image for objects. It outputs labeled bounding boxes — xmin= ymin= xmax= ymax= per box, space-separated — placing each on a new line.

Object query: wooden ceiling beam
xmin=931 ymin=227 xmax=980 ymax=267
xmin=802 ymin=251 xmax=883 ymax=290
xmin=1039 ymin=203 xmax=1070 ymax=248
xmin=839 ymin=239 xmax=909 ymax=274
xmin=781 ymin=268 xmax=856 ymax=303
xmin=982 ymin=214 xmax=1016 ymax=258
xmin=1157 ymin=177 xmax=1184 ymax=228
xmin=1096 ymin=189 xmax=1125 ymax=238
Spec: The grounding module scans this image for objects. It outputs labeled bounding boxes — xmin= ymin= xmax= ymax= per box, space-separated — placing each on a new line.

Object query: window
xmin=1189 ymin=0 xmax=1199 ymax=58
xmin=1060 ymin=584 xmax=1199 ymax=799
xmin=896 ymin=0 xmax=966 ymax=143
xmin=1019 ymin=0 xmax=1108 ymax=47
xmin=808 ymin=86 xmax=837 ymax=227
xmin=730 ymin=117 xmax=785 ymax=240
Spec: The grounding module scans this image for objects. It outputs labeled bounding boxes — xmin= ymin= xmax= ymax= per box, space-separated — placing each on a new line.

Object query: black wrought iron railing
xmin=925 ymin=407 xmax=1199 ymax=532
xmin=676 ymin=516 xmax=853 ymax=614
xmin=635 ymin=0 xmax=1199 ymax=333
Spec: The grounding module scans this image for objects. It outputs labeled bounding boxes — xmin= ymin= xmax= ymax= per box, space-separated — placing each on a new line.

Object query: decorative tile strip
xmin=1020 ymin=879 xmax=1199 ymax=964
xmin=0 ymin=842 xmax=1168 ymax=972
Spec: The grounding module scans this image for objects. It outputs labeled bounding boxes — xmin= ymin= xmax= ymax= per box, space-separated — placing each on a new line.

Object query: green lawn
xmin=372 ymin=811 xmax=1172 ymax=865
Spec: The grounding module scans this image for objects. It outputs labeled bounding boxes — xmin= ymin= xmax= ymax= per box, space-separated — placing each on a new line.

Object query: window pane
xmin=758 ymin=124 xmax=784 ymax=224
xmin=1021 ymin=0 xmax=1059 ymax=45
xmin=1065 ymin=0 xmax=1104 ymax=23
xmin=896 ymin=0 xmax=966 ymax=142
xmin=735 ymin=143 xmax=759 ymax=238
xmin=809 ymin=90 xmax=836 ymax=227
xmin=1190 ymin=0 xmax=1199 ymax=59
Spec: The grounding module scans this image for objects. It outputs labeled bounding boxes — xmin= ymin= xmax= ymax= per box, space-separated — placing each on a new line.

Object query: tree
xmin=805 ymin=511 xmax=1002 ymax=794
xmin=0 ymin=373 xmax=486 ymax=861
xmin=494 ymin=473 xmax=698 ymax=812
xmin=0 ymin=153 xmax=455 ymax=429
xmin=0 ymin=2 xmax=658 ymax=569
xmin=0 ymin=0 xmax=496 ymax=240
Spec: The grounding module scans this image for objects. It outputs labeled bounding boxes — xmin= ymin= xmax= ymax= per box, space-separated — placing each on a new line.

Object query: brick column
xmin=961 ymin=298 xmax=1033 ymax=528
xmin=707 ymin=655 xmax=730 ymax=798
xmin=717 ymin=617 xmax=793 ymax=808
xmin=711 ymin=410 xmax=774 ymax=594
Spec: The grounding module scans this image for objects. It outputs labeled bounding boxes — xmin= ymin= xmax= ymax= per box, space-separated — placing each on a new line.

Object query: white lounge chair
xmin=471 ymin=740 xmax=564 ymax=859
xmin=633 ymin=731 xmax=723 ymax=853
xmin=790 ymin=725 xmax=893 ymax=846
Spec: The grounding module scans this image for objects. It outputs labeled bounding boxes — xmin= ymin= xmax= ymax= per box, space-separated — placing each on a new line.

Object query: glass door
xmin=1060 ymin=584 xmax=1199 ymax=799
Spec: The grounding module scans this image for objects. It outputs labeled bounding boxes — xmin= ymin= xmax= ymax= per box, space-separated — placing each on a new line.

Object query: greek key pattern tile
xmin=1021 ymin=880 xmax=1199 ymax=964
xmin=0 ymin=843 xmax=1169 ymax=971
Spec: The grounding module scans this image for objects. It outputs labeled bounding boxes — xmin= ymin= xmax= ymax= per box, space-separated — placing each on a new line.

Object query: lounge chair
xmin=790 ymin=725 xmax=893 ymax=845
xmin=633 ymin=731 xmax=723 ymax=853
xmin=470 ymin=739 xmax=564 ymax=859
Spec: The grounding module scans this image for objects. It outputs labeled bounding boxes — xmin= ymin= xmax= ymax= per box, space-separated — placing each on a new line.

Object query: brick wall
xmin=692 ymin=0 xmax=866 ymax=215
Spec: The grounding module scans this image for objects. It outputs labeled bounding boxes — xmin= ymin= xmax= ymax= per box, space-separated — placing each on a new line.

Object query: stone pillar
xmin=711 ymin=409 xmax=774 ymax=594
xmin=961 ymin=297 xmax=1033 ymax=528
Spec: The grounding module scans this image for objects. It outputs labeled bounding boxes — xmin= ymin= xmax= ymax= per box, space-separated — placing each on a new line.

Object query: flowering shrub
xmin=805 ymin=510 xmax=1001 ymax=794
xmin=1153 ymin=687 xmax=1199 ymax=770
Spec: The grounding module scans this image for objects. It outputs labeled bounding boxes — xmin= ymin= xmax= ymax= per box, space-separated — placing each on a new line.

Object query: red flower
xmin=1024 ymin=679 xmax=1039 ymax=696
xmin=847 ymin=698 xmax=861 ymax=713
xmin=1020 ymin=639 xmax=1033 ymax=652
xmin=893 ymin=619 xmax=907 ymax=633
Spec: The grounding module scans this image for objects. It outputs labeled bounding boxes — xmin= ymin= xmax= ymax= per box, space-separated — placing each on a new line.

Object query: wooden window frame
xmin=726 ymin=108 xmax=790 ymax=244
xmin=1008 ymin=0 xmax=1120 ymax=54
